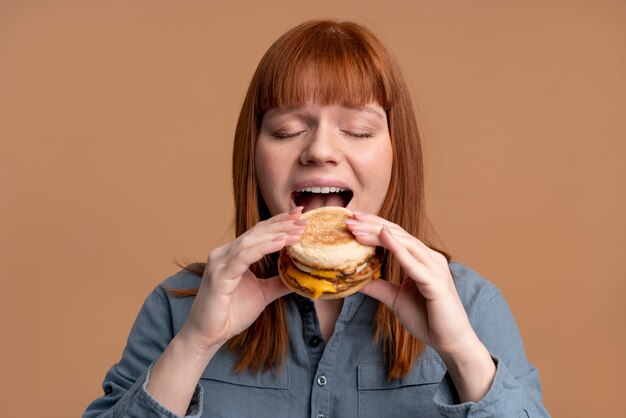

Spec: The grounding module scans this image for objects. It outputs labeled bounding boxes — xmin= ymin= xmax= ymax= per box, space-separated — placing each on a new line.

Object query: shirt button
xmin=315 ymin=414 xmax=325 ymax=418
xmin=317 ymin=375 xmax=327 ymax=386
xmin=301 ymin=301 xmax=314 ymax=313
xmin=309 ymin=336 xmax=321 ymax=347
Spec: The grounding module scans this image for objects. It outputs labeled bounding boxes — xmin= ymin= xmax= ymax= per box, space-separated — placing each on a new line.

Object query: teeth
xmin=299 ymin=186 xmax=347 ymax=194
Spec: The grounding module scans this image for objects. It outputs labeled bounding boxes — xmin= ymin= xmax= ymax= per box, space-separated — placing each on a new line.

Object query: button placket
xmin=301 ymin=294 xmax=368 ymax=418
xmin=301 ymin=301 xmax=314 ymax=314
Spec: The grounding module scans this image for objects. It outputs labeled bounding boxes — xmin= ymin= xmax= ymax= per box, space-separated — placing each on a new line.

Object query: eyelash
xmin=271 ymin=130 xmax=305 ymax=139
xmin=270 ymin=130 xmax=375 ymax=139
xmin=342 ymin=130 xmax=374 ymax=139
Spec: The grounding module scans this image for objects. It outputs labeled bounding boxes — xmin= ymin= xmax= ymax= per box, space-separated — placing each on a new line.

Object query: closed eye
xmin=272 ymin=130 xmax=306 ymax=139
xmin=341 ymin=130 xmax=374 ymax=139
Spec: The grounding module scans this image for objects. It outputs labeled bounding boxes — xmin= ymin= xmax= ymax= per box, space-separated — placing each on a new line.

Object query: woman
xmin=84 ymin=20 xmax=549 ymax=417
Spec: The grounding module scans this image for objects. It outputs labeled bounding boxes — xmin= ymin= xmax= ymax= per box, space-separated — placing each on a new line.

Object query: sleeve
xmin=82 ymin=287 xmax=204 ymax=418
xmin=432 ymin=290 xmax=551 ymax=417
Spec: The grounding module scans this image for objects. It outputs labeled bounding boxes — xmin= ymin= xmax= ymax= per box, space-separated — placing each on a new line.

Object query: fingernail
xmin=294 ymin=219 xmax=308 ymax=226
xmin=344 ymin=219 xmax=359 ymax=225
xmin=351 ymin=231 xmax=367 ymax=236
xmin=288 ymin=228 xmax=304 ymax=235
xmin=289 ymin=206 xmax=303 ymax=215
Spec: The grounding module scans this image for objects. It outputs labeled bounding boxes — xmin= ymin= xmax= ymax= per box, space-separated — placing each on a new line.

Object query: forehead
xmin=263 ymin=103 xmax=387 ymax=120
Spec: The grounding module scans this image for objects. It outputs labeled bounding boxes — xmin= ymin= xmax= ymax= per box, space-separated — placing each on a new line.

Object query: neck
xmin=315 ymin=299 xmax=343 ymax=341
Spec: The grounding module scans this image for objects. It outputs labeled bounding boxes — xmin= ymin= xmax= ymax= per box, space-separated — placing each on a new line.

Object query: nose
xmin=299 ymin=126 xmax=342 ymax=166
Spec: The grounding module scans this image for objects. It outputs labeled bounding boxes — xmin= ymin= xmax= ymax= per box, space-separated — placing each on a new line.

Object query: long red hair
xmin=182 ymin=20 xmax=448 ymax=379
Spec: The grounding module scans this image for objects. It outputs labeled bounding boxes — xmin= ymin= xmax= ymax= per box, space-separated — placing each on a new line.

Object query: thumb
xmin=259 ymin=276 xmax=293 ymax=304
xmin=359 ymin=279 xmax=400 ymax=312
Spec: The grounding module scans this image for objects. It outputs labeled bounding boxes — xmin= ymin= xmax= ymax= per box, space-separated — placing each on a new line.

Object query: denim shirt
xmin=83 ymin=262 xmax=550 ymax=417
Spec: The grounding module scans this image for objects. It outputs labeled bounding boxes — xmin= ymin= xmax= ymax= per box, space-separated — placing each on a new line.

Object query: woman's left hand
xmin=346 ymin=212 xmax=496 ymax=403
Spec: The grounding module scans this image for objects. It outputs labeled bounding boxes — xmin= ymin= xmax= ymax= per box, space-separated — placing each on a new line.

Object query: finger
xmin=346 ymin=216 xmax=407 ymax=238
xmin=348 ymin=223 xmax=412 ymax=248
xmin=220 ymin=213 xmax=308 ymax=281
xmin=256 ymin=217 xmax=308 ymax=234
xmin=237 ymin=222 xmax=306 ymax=248
xmin=379 ymin=227 xmax=431 ymax=287
xmin=223 ymin=206 xmax=304 ymax=260
xmin=243 ymin=219 xmax=307 ymax=241
xmin=359 ymin=278 xmax=400 ymax=311
xmin=347 ymin=218 xmax=437 ymax=265
xmin=349 ymin=231 xmax=385 ymax=247
xmin=236 ymin=207 xmax=304 ymax=248
xmin=220 ymin=234 xmax=292 ymax=280
xmin=259 ymin=206 xmax=304 ymax=225
xmin=351 ymin=211 xmax=401 ymax=230
xmin=259 ymin=276 xmax=293 ymax=304
xmin=224 ymin=220 xmax=306 ymax=258
xmin=345 ymin=215 xmax=411 ymax=246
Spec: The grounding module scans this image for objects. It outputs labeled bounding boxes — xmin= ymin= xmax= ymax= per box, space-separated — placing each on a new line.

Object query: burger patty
xmin=278 ymin=250 xmax=381 ymax=292
xmin=325 ymin=255 xmax=381 ymax=284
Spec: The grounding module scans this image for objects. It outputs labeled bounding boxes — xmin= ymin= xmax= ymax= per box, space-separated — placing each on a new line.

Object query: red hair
xmin=182 ymin=20 xmax=448 ymax=379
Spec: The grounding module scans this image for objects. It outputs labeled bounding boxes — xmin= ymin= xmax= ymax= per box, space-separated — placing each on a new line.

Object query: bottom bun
xmin=280 ymin=272 xmax=374 ymax=300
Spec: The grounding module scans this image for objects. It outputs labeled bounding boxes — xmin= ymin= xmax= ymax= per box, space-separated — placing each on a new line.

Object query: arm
xmin=432 ymin=288 xmax=549 ymax=417
xmin=84 ymin=208 xmax=304 ymax=417
xmin=83 ymin=287 xmax=204 ymax=418
xmin=348 ymin=212 xmax=549 ymax=417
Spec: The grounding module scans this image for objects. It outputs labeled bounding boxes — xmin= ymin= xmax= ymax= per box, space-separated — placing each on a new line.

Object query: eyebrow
xmin=264 ymin=105 xmax=302 ymax=118
xmin=345 ymin=105 xmax=386 ymax=119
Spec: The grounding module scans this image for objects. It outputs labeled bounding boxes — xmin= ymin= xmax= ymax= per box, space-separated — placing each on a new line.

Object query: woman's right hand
xmin=146 ymin=207 xmax=305 ymax=415
xmin=178 ymin=206 xmax=306 ymax=354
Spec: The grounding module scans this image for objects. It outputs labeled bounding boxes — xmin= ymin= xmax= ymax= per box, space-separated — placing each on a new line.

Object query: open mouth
xmin=292 ymin=187 xmax=353 ymax=213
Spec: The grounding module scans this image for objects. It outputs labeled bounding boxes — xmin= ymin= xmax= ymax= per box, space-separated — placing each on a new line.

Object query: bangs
xmin=255 ymin=23 xmax=394 ymax=113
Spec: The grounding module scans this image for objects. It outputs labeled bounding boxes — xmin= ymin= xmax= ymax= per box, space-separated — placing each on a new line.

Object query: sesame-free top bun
xmin=287 ymin=207 xmax=375 ymax=274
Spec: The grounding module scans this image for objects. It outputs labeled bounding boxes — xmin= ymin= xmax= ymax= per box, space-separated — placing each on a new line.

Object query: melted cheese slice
xmin=286 ymin=264 xmax=337 ymax=299
xmin=310 ymin=269 xmax=339 ymax=279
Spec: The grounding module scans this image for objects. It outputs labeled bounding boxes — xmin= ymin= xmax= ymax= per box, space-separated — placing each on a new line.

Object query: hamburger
xmin=278 ymin=206 xmax=381 ymax=299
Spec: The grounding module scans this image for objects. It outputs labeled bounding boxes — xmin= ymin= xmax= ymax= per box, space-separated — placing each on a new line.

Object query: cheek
xmin=380 ymin=141 xmax=393 ymax=185
xmin=373 ymin=143 xmax=393 ymax=213
xmin=255 ymin=142 xmax=291 ymax=213
xmin=255 ymin=140 xmax=290 ymax=179
xmin=363 ymin=141 xmax=393 ymax=189
xmin=255 ymin=150 xmax=270 ymax=179
xmin=254 ymin=145 xmax=276 ymax=197
xmin=353 ymin=140 xmax=393 ymax=213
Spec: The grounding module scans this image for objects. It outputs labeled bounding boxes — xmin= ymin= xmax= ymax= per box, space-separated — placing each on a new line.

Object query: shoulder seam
xmin=153 ymin=284 xmax=170 ymax=305
xmin=469 ymin=288 xmax=504 ymax=323
xmin=152 ymin=284 xmax=175 ymax=338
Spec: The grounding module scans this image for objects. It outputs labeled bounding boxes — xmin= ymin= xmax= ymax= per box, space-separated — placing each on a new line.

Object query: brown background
xmin=1 ymin=1 xmax=624 ymax=416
